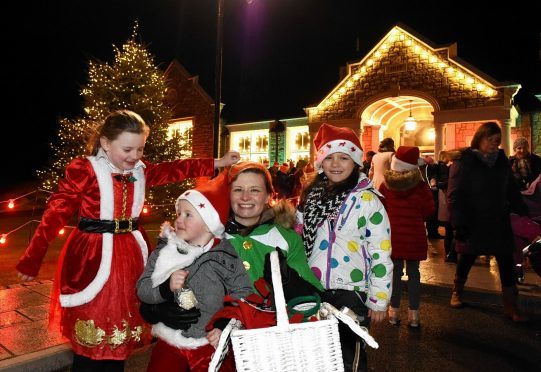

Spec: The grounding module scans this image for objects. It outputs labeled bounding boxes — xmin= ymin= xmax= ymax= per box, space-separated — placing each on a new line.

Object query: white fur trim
xmin=60 ymin=232 xmax=113 ymax=307
xmin=177 ymin=190 xmax=224 ymax=237
xmin=315 ymin=139 xmax=363 ymax=170
xmin=132 ymin=230 xmax=148 ymax=266
xmin=151 ymin=227 xmax=204 ymax=287
xmin=390 ymin=154 xmax=420 ymax=171
xmin=250 ymin=226 xmax=290 ymax=252
xmin=131 ymin=166 xmax=146 ymax=217
xmin=152 ymin=323 xmax=209 ymax=349
xmin=91 ymin=156 xmax=114 ymax=220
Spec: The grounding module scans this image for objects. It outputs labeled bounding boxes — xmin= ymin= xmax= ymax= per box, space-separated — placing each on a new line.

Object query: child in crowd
xmin=297 ymin=123 xmax=393 ymax=372
xmin=379 ymin=146 xmax=435 ymax=328
xmin=16 ymin=109 xmax=239 ymax=371
xmin=368 ymin=137 xmax=395 ymax=190
xmin=137 ymin=171 xmax=253 ymax=371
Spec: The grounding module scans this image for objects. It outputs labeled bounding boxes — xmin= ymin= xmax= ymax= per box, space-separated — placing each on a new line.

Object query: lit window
xmin=168 ymin=119 xmax=193 ymax=157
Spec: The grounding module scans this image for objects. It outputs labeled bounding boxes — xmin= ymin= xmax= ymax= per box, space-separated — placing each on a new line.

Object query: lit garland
xmin=0 ymin=189 xmax=52 ymax=209
xmin=0 ymin=186 xmax=174 ymax=246
xmin=312 ymin=25 xmax=498 ymax=115
xmin=0 ymin=188 xmax=302 ymax=246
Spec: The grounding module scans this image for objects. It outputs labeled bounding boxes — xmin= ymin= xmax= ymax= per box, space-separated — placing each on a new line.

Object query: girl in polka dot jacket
xmin=296 ymin=123 xmax=393 ymax=372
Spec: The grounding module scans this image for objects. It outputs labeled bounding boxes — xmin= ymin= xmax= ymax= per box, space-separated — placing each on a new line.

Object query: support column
xmin=372 ymin=125 xmax=381 ymax=149
xmin=500 ymin=119 xmax=512 ymax=156
xmin=434 ymin=121 xmax=444 ymax=158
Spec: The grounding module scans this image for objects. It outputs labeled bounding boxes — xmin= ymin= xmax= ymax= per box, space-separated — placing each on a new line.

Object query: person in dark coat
xmin=423 ymin=155 xmax=443 ymax=239
xmin=362 ymin=150 xmax=376 ymax=175
xmin=447 ymin=122 xmax=529 ymax=322
xmin=274 ymin=162 xmax=293 ymax=199
xmin=434 ymin=150 xmax=457 ymax=262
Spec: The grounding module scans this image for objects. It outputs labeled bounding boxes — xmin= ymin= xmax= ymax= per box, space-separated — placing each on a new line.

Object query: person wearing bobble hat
xmin=136 ymin=171 xmax=253 ymax=372
xmin=297 ymin=123 xmax=393 ymax=372
xmin=379 ymin=146 xmax=435 ymax=328
xmin=509 ymin=137 xmax=541 ymax=191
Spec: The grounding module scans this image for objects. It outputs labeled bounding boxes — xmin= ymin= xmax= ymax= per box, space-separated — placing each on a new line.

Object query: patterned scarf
xmin=511 ymin=157 xmax=532 ymax=189
xmin=473 ymin=149 xmax=498 ymax=167
xmin=301 ymin=177 xmax=351 ymax=257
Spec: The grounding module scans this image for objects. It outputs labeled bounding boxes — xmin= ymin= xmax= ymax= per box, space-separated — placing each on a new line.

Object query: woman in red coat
xmin=15 ymin=110 xmax=239 ymax=371
xmin=380 ymin=146 xmax=435 ymax=328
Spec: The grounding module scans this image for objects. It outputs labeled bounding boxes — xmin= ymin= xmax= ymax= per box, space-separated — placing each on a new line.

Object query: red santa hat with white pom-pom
xmin=390 ymin=146 xmax=425 ymax=171
xmin=176 ymin=171 xmax=230 ymax=237
xmin=314 ymin=123 xmax=363 ymax=171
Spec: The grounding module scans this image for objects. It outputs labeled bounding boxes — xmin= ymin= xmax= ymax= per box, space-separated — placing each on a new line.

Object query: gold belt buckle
xmin=114 ymin=217 xmax=133 ymax=233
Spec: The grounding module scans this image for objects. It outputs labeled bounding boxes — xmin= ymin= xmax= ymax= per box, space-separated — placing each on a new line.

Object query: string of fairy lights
xmin=0 ymin=189 xmax=299 ymax=246
xmin=0 ymin=189 xmax=174 ymax=246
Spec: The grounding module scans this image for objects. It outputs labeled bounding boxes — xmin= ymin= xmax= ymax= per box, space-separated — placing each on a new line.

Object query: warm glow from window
xmin=230 ymin=130 xmax=269 ymax=162
xmin=167 ymin=120 xmax=192 ymax=140
xmin=287 ymin=126 xmax=310 ymax=162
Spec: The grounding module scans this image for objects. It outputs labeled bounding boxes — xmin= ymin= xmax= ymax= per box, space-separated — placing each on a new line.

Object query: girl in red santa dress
xmin=15 ymin=109 xmax=239 ymax=371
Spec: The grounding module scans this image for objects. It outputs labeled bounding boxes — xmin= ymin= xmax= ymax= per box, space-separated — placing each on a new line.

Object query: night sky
xmin=3 ymin=0 xmax=540 ymax=188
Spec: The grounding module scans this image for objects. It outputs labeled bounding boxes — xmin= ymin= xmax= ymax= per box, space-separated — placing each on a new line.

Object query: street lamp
xmin=213 ymin=0 xmax=253 ymax=158
xmin=213 ymin=0 xmax=225 ymax=158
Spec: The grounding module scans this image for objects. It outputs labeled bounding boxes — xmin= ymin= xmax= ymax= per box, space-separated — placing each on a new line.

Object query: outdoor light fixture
xmin=404 ymin=100 xmax=417 ymax=132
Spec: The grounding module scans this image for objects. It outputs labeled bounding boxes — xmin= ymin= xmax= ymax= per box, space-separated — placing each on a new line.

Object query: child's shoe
xmin=388 ymin=307 xmax=400 ymax=325
xmin=408 ymin=309 xmax=420 ymax=328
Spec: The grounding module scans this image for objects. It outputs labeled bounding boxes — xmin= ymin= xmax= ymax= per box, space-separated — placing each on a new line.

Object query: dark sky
xmin=3 ymin=0 xmax=540 ymax=188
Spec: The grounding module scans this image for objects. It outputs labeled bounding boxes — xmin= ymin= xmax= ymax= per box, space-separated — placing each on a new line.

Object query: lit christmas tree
xmin=38 ymin=23 xmax=193 ymax=216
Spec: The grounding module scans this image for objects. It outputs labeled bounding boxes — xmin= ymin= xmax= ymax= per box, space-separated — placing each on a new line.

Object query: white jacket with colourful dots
xmin=297 ymin=174 xmax=393 ymax=312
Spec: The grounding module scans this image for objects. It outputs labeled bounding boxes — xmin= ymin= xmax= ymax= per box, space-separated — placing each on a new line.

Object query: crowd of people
xmin=15 ymin=109 xmax=540 ymax=371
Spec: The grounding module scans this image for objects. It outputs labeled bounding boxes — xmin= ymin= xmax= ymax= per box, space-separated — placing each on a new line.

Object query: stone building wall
xmin=531 ymin=112 xmax=541 ymax=154
xmin=453 ymin=123 xmax=480 ymax=149
xmin=164 ymin=61 xmax=214 ymax=159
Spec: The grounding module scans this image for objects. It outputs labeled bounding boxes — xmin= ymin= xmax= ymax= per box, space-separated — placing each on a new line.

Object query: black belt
xmin=78 ymin=216 xmax=139 ymax=234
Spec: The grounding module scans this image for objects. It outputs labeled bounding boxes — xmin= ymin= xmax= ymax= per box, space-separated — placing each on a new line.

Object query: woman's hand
xmin=368 ymin=309 xmax=386 ymax=324
xmin=169 ymin=269 xmax=189 ymax=291
xmin=18 ymin=272 xmax=35 ymax=281
xmin=207 ymin=328 xmax=223 ymax=348
xmin=215 ymin=151 xmax=240 ymax=168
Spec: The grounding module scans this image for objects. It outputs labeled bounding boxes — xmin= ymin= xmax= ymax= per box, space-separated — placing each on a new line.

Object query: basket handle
xmin=269 ymin=250 xmax=289 ymax=326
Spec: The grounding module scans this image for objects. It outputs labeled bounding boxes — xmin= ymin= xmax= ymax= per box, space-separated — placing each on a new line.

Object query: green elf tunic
xmin=225 ymin=220 xmax=324 ymax=293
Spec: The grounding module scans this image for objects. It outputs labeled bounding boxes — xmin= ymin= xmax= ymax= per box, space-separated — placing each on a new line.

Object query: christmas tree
xmin=38 ymin=22 xmax=193 ymax=216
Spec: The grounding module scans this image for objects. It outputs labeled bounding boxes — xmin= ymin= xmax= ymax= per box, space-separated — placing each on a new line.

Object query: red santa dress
xmin=16 ymin=151 xmax=214 ymax=360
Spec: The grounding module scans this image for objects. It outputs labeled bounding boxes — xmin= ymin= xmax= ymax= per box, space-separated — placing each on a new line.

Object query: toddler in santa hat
xmin=296 ymin=123 xmax=393 ymax=371
xmin=137 ymin=171 xmax=252 ymax=372
xmin=379 ymin=146 xmax=435 ymax=328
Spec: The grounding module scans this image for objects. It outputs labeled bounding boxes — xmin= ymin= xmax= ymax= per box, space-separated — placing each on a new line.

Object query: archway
xmin=361 ymin=95 xmax=436 ymax=156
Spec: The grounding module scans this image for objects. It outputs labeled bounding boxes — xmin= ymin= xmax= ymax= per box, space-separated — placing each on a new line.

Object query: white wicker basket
xmin=230 ymin=250 xmax=344 ymax=372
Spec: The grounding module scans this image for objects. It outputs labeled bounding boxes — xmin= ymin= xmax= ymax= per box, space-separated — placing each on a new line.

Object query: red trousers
xmin=146 ymin=339 xmax=235 ymax=372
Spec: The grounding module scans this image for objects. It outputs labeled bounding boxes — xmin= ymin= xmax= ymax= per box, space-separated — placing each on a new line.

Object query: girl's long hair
xmin=86 ymin=109 xmax=150 ymax=155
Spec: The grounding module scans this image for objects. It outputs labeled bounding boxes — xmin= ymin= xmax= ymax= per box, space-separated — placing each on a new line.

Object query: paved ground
xmin=0 ymin=225 xmax=540 ymax=371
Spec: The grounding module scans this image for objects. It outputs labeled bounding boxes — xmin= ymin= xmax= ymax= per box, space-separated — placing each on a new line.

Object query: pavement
xmin=1 ymin=234 xmax=540 ymax=372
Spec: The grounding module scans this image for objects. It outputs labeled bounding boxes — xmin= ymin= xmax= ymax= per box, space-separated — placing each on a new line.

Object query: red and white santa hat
xmin=390 ymin=146 xmax=425 ymax=171
xmin=176 ymin=170 xmax=230 ymax=237
xmin=314 ymin=123 xmax=363 ymax=170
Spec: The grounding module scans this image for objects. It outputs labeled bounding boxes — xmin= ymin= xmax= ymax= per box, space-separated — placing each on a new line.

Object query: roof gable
xmin=310 ymin=24 xmax=520 ymax=121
